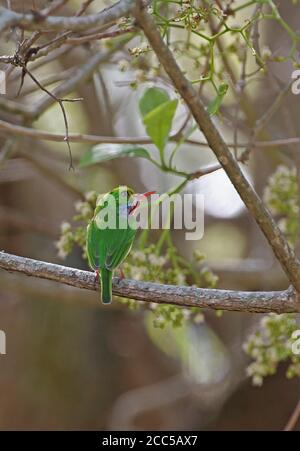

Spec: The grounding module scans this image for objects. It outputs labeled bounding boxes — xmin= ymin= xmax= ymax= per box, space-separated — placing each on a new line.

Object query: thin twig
xmin=25 ymin=0 xmax=96 ymax=62
xmin=67 ymin=26 xmax=137 ymax=45
xmin=242 ymin=81 xmax=293 ymax=161
xmin=284 ymin=399 xmax=300 ymax=431
xmin=188 ymin=157 xmax=245 ymax=180
xmin=19 ymin=64 xmax=83 ymax=170
xmin=0 ymin=0 xmax=137 ymax=33
xmin=31 ymin=41 xmax=128 ymax=120
xmin=3 ymin=118 xmax=300 ymax=149
xmin=19 ymin=68 xmax=74 ymax=96
xmin=0 ymin=138 xmax=18 ymax=165
xmin=40 ymin=0 xmax=70 ymax=17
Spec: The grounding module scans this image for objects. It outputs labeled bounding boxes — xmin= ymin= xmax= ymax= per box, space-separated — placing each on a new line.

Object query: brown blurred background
xmin=0 ymin=0 xmax=300 ymax=430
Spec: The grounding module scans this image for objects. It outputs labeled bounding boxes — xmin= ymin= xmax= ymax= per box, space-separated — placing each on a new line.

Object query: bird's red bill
xmin=142 ymin=191 xmax=156 ymax=198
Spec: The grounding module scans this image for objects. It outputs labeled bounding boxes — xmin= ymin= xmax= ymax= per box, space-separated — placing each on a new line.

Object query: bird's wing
xmin=86 ymin=217 xmax=136 ymax=270
xmin=105 ymin=227 xmax=136 ymax=270
xmin=86 ymin=220 xmax=107 ymax=269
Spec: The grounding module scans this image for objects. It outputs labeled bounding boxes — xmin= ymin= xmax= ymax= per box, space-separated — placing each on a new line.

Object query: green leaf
xmin=207 ymin=83 xmax=228 ymax=116
xmin=143 ymin=99 xmax=178 ymax=153
xmin=139 ymin=87 xmax=170 ymax=118
xmin=79 ymin=144 xmax=151 ymax=168
xmin=139 ymin=88 xmax=178 ymax=153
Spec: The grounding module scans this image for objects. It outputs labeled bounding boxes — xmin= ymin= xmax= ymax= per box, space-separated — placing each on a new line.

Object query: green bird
xmin=86 ymin=186 xmax=155 ymax=304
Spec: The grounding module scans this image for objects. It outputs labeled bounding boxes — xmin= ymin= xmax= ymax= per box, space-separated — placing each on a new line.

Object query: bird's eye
xmin=121 ymin=191 xmax=127 ymax=197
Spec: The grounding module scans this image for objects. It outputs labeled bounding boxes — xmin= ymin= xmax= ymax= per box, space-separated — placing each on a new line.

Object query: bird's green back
xmin=86 ymin=186 xmax=137 ymax=271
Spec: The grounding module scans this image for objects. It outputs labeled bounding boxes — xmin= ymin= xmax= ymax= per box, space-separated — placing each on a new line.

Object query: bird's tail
xmin=100 ymin=268 xmax=113 ymax=304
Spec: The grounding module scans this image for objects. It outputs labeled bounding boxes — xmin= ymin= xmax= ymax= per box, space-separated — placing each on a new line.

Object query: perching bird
xmin=86 ymin=186 xmax=155 ymax=304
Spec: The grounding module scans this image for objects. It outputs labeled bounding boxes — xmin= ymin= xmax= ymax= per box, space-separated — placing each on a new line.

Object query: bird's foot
xmin=94 ymin=269 xmax=99 ymax=283
xmin=119 ymin=268 xmax=125 ymax=279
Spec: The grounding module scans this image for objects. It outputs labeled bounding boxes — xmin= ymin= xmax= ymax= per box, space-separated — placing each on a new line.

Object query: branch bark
xmin=0 ymin=252 xmax=299 ymax=313
xmin=0 ymin=0 xmax=135 ymax=33
xmin=284 ymin=398 xmax=300 ymax=431
xmin=3 ymin=118 xmax=300 ymax=149
xmin=133 ymin=1 xmax=300 ymax=293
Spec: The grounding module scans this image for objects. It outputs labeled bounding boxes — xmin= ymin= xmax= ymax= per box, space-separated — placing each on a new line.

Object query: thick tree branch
xmin=133 ymin=1 xmax=300 ymax=293
xmin=0 ymin=0 xmax=135 ymax=33
xmin=0 ymin=252 xmax=299 ymax=313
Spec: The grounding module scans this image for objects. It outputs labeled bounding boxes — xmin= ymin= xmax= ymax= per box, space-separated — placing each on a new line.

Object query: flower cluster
xmin=173 ymin=3 xmax=224 ymax=30
xmin=117 ymin=47 xmax=161 ymax=90
xmin=264 ymin=165 xmax=299 ymax=245
xmin=243 ymin=166 xmax=300 ymax=386
xmin=121 ymin=245 xmax=218 ymax=328
xmin=128 ymin=44 xmax=150 ymax=58
xmin=55 ymin=191 xmax=97 ymax=260
xmin=243 ymin=314 xmax=300 ymax=386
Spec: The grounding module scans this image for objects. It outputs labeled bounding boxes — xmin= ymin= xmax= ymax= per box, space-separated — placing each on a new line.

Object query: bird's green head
xmin=109 ymin=186 xmax=155 ymax=207
xmin=96 ymin=185 xmax=156 ymax=218
xmin=110 ymin=185 xmax=135 ymax=202
xmin=96 ymin=186 xmax=134 ymax=209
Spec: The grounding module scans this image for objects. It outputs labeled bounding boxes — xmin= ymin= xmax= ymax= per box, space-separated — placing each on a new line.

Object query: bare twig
xmin=19 ymin=68 xmax=74 ymax=96
xmin=0 ymin=138 xmax=18 ymax=164
xmin=242 ymin=81 xmax=293 ymax=161
xmin=67 ymin=26 xmax=137 ymax=45
xmin=18 ymin=64 xmax=82 ymax=169
xmin=40 ymin=0 xmax=70 ymax=17
xmin=1 ymin=41 xmax=129 ymax=170
xmin=3 ymin=118 xmax=300 ymax=149
xmin=284 ymin=398 xmax=300 ymax=431
xmin=0 ymin=252 xmax=299 ymax=313
xmin=1 ymin=45 xmax=119 ymax=120
xmin=73 ymin=0 xmax=94 ymax=17
xmin=189 ymin=161 xmax=231 ymax=180
xmin=93 ymin=71 xmax=115 ymax=134
xmin=23 ymin=0 xmax=96 ymax=63
xmin=30 ymin=41 xmax=128 ymax=120
xmin=0 ymin=0 xmax=136 ymax=33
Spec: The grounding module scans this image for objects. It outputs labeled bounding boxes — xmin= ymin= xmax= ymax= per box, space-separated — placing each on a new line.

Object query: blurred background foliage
xmin=0 ymin=0 xmax=300 ymax=430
